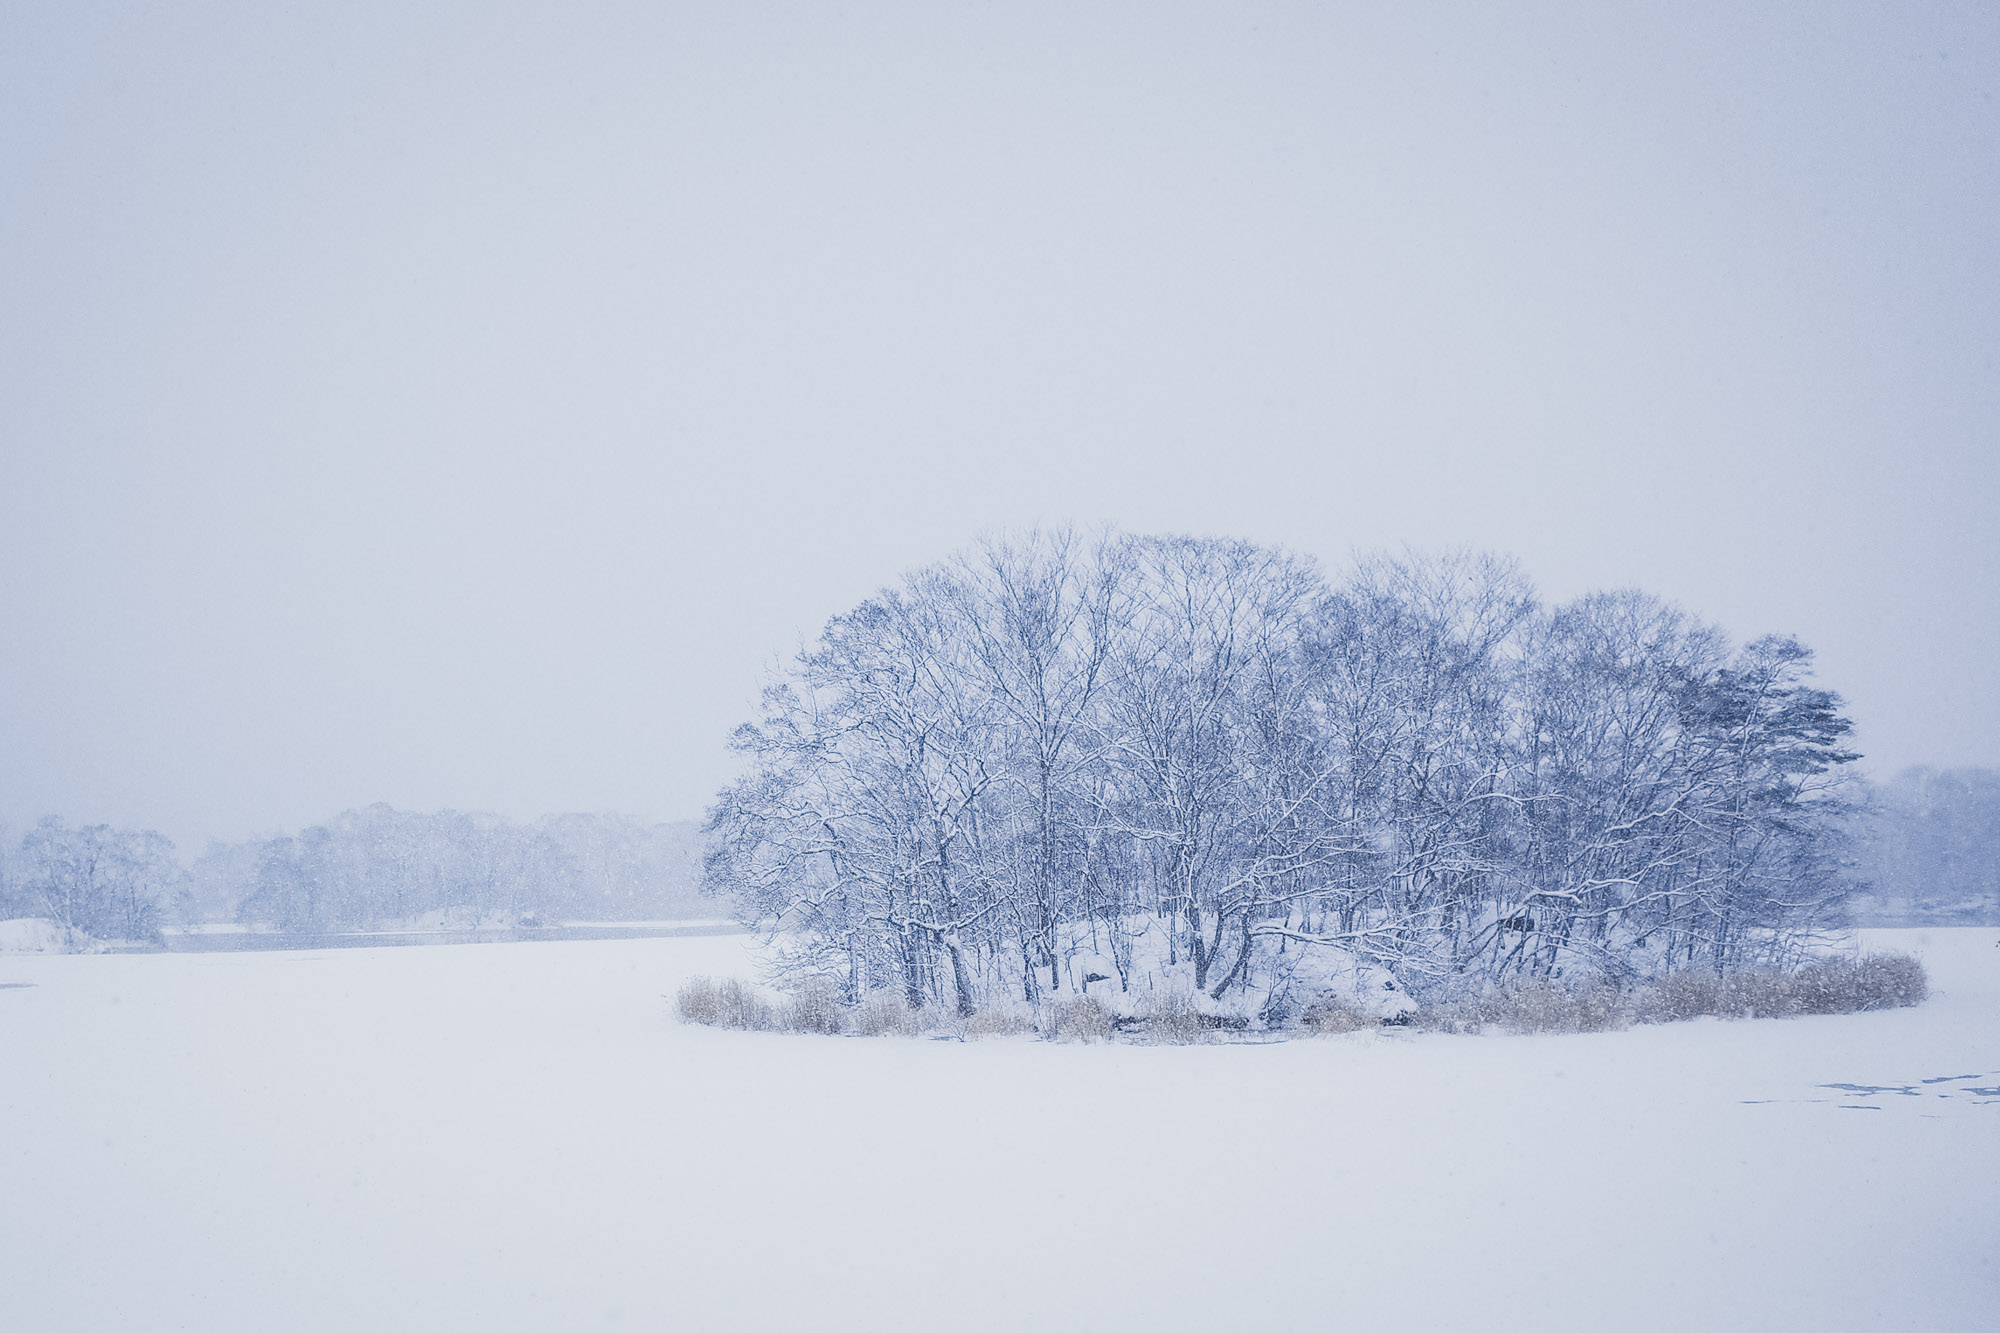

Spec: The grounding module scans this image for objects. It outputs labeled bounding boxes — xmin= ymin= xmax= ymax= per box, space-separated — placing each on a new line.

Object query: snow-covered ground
xmin=1 ymin=929 xmax=1993 ymax=1331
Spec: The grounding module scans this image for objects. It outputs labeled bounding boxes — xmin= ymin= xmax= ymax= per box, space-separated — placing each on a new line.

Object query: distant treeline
xmin=704 ymin=531 xmax=1985 ymax=1018
xmin=0 ymin=806 xmax=704 ymax=940
xmin=1850 ymin=767 xmax=2000 ymax=925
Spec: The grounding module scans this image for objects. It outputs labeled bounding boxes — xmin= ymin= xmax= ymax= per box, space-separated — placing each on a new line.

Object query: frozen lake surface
xmin=2 ymin=928 xmax=1995 ymax=1331
xmin=152 ymin=919 xmax=743 ymax=952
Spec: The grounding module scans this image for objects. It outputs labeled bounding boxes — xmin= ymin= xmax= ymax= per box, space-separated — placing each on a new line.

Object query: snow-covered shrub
xmin=1852 ymin=952 xmax=1928 ymax=1008
xmin=960 ymin=1007 xmax=1033 ymax=1038
xmin=675 ymin=977 xmax=720 ymax=1025
xmin=676 ymin=976 xmax=773 ymax=1030
xmin=778 ymin=978 xmax=844 ymax=1035
xmin=1621 ymin=954 xmax=1929 ymax=1025
xmin=1135 ymin=988 xmax=1208 ymax=1043
xmin=1724 ymin=953 xmax=1929 ymax=1018
xmin=1776 ymin=962 xmax=1851 ymax=1015
xmin=1299 ymin=997 xmax=1376 ymax=1034
xmin=1728 ymin=970 xmax=1803 ymax=1019
xmin=1648 ymin=970 xmax=1726 ymax=1021
xmin=1045 ymin=995 xmax=1114 ymax=1042
xmin=1632 ymin=968 xmax=1780 ymax=1022
xmin=1412 ymin=978 xmax=1628 ymax=1034
xmin=1767 ymin=953 xmax=1927 ymax=1012
xmin=1493 ymin=979 xmax=1626 ymax=1033
xmin=855 ymin=993 xmax=928 ymax=1037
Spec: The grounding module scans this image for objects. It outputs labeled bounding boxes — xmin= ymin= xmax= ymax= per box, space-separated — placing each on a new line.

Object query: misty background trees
xmin=1851 ymin=767 xmax=2000 ymax=924
xmin=702 ymin=530 xmax=1996 ymax=1016
xmin=0 ymin=808 xmax=705 ymax=941
xmin=217 ymin=806 xmax=703 ymax=932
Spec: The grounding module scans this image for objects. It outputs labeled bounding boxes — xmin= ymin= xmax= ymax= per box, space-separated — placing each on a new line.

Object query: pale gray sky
xmin=3 ymin=2 xmax=1997 ymax=849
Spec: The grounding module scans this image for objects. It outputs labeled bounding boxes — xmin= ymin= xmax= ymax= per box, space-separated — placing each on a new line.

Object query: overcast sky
xmin=3 ymin=2 xmax=1996 ymax=849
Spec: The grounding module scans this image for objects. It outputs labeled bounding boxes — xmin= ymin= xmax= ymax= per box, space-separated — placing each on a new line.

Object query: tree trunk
xmin=945 ymin=935 xmax=976 ymax=1018
xmin=1209 ymin=916 xmax=1254 ymax=1001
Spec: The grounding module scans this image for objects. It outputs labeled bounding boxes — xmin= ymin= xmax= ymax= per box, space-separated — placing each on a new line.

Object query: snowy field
xmin=2 ymin=930 xmax=1994 ymax=1332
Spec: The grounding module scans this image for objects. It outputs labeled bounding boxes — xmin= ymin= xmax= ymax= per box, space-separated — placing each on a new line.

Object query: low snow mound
xmin=0 ymin=918 xmax=101 ymax=954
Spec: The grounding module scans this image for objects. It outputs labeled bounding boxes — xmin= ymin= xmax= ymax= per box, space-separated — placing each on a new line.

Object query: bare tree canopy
xmin=704 ymin=531 xmax=1860 ymax=1017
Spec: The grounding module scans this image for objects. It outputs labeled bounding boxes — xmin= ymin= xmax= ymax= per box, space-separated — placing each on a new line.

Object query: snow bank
xmin=0 ymin=918 xmax=99 ymax=954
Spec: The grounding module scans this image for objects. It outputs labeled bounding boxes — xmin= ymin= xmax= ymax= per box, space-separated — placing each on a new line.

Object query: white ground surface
xmin=2 ymin=929 xmax=1994 ymax=1332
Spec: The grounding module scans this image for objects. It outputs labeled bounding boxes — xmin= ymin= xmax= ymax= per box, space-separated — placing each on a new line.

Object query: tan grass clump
xmin=1634 ymin=953 xmax=1929 ymax=1022
xmin=1645 ymin=970 xmax=1724 ymax=1021
xmin=676 ymin=976 xmax=774 ymax=1030
xmin=1046 ymin=994 xmax=1115 ymax=1042
xmin=1500 ymin=978 xmax=1627 ymax=1033
xmin=778 ymin=977 xmax=846 ymax=1035
xmin=855 ymin=992 xmax=930 ymax=1037
xmin=1412 ymin=978 xmax=1628 ymax=1035
xmin=1851 ymin=952 xmax=1929 ymax=1009
xmin=960 ymin=1007 xmax=1034 ymax=1038
xmin=1134 ymin=989 xmax=1209 ymax=1043
xmin=1299 ymin=997 xmax=1377 ymax=1035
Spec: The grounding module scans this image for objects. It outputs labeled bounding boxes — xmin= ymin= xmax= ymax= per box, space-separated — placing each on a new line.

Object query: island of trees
xmin=702 ymin=530 xmax=1920 ymax=1030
